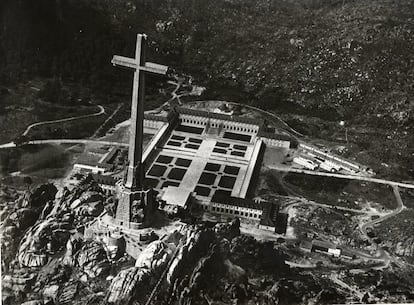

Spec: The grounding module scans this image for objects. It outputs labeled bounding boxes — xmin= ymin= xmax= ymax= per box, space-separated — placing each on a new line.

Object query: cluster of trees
xmin=36 ymin=78 xmax=91 ymax=105
xmin=37 ymin=78 xmax=70 ymax=104
xmin=0 ymin=0 xmax=166 ymax=94
xmin=1 ymin=0 xmax=412 ymax=105
xmin=2 ymin=0 xmax=412 ymax=118
xmin=1 ymin=0 xmax=413 ymax=178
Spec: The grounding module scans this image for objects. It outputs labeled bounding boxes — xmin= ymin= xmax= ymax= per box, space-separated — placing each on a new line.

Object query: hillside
xmin=0 ymin=0 xmax=413 ymax=178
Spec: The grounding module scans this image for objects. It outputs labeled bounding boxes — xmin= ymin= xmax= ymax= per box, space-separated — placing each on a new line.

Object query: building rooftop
xmin=312 ymin=239 xmax=335 ymax=250
xmin=175 ymin=106 xmax=265 ymax=127
xmin=91 ymin=174 xmax=117 ymax=186
xmin=161 ymin=186 xmax=191 ymax=208
xmin=259 ymin=201 xmax=279 ymax=227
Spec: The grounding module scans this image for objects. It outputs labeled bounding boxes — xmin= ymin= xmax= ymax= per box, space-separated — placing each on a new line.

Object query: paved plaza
xmin=144 ymin=122 xmax=263 ymax=201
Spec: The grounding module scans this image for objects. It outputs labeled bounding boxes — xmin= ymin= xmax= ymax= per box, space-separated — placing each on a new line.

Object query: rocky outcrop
xmin=57 ymin=280 xmax=78 ymax=305
xmin=23 ymin=184 xmax=57 ymax=209
xmin=77 ymin=241 xmax=110 ymax=279
xmin=73 ymin=191 xmax=104 ymax=206
xmin=62 ymin=235 xmax=83 ymax=266
xmin=62 ymin=235 xmax=111 ymax=278
xmin=9 ymin=208 xmax=38 ymax=229
xmin=43 ymin=284 xmax=60 ymax=302
xmin=214 ymin=217 xmax=240 ymax=240
xmin=135 ymin=240 xmax=173 ymax=270
xmin=186 ymin=245 xmax=223 ymax=295
xmin=67 ymin=177 xmax=104 ymax=206
xmin=106 ymin=267 xmax=151 ymax=305
xmin=18 ymin=213 xmax=74 ymax=267
xmin=106 ymin=240 xmax=175 ymax=304
xmin=167 ymin=226 xmax=215 ymax=285
xmin=230 ymin=235 xmax=289 ymax=273
xmin=164 ymin=223 xmax=250 ymax=305
xmin=2 ymin=270 xmax=37 ymax=293
xmin=16 ymin=178 xmax=106 ymax=269
xmin=104 ymin=235 xmax=126 ymax=260
xmin=223 ymin=259 xmax=247 ymax=284
xmin=18 ymin=252 xmax=49 ymax=268
xmin=1 ymin=184 xmax=58 ymax=268
xmin=2 ymin=178 xmax=111 ymax=305
xmin=76 ymin=200 xmax=104 ymax=217
xmin=71 ymin=190 xmax=104 ymax=216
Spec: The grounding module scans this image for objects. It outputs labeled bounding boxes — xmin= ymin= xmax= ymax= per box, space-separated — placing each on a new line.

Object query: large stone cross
xmin=112 ymin=34 xmax=168 ymax=190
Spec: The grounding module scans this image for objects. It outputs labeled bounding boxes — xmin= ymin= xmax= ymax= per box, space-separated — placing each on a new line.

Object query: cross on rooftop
xmin=112 ymin=33 xmax=168 ymax=191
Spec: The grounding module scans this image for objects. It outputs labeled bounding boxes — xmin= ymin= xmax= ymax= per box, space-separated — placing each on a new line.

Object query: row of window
xmin=200 ymin=204 xmax=261 ymax=219
xmin=263 ymin=138 xmax=290 ymax=147
xmin=181 ymin=117 xmax=257 ymax=133
xmin=144 ymin=121 xmax=163 ymax=127
xmin=101 ymin=188 xmax=114 ymax=195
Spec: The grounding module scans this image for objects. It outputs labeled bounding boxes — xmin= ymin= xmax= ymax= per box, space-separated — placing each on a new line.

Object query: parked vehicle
xmin=293 ymin=157 xmax=318 ymax=170
xmin=319 ymin=160 xmax=341 ymax=172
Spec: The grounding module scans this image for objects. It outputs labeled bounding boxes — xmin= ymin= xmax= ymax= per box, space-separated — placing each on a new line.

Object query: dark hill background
xmin=0 ymin=0 xmax=413 ymax=178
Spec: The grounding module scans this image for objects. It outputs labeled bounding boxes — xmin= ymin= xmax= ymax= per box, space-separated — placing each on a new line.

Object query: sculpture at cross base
xmin=111 ymin=34 xmax=168 ymax=228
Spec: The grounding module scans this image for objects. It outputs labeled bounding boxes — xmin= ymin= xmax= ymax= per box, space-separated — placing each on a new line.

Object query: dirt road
xmin=22 ymin=105 xmax=105 ymax=136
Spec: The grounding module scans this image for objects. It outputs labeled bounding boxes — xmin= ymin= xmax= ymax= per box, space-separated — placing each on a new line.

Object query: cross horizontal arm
xmin=142 ymin=62 xmax=168 ymax=75
xmin=111 ymin=55 xmax=136 ymax=69
xmin=112 ymin=56 xmax=168 ymax=75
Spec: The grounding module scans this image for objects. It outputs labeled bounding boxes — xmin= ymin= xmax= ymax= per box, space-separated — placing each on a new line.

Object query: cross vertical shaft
xmin=125 ymin=34 xmax=145 ymax=190
xmin=112 ymin=33 xmax=168 ymax=226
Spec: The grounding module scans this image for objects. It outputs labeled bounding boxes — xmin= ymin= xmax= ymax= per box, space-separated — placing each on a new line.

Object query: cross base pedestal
xmin=115 ymin=187 xmax=158 ymax=229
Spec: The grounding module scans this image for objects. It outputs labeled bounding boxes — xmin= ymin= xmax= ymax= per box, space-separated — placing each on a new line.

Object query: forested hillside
xmin=1 ymin=0 xmax=413 ymax=178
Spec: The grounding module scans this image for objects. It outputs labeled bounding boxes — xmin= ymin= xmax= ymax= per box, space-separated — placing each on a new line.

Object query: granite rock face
xmin=16 ymin=178 xmax=106 ymax=268
xmin=1 ymin=178 xmax=114 ymax=305
xmin=62 ymin=235 xmax=83 ymax=266
xmin=2 ymin=270 xmax=36 ymax=293
xmin=135 ymin=240 xmax=173 ymax=270
xmin=77 ymin=241 xmax=110 ymax=279
xmin=1 ymin=184 xmax=58 ymax=269
xmin=105 ymin=226 xmax=216 ymax=305
xmin=106 ymin=267 xmax=151 ymax=305
xmin=57 ymin=280 xmax=79 ymax=305
xmin=106 ymin=240 xmax=175 ymax=304
xmin=18 ymin=214 xmax=73 ymax=267
xmin=214 ymin=217 xmax=240 ymax=240
xmin=71 ymin=190 xmax=104 ymax=216
xmin=167 ymin=226 xmax=215 ymax=285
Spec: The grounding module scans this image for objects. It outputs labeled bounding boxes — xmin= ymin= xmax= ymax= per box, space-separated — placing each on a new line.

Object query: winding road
xmin=360 ymin=185 xmax=405 ymax=237
xmin=22 ymin=105 xmax=105 ymax=136
xmin=285 ymin=184 xmax=406 ymax=270
xmin=226 ymin=101 xmax=305 ymax=137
